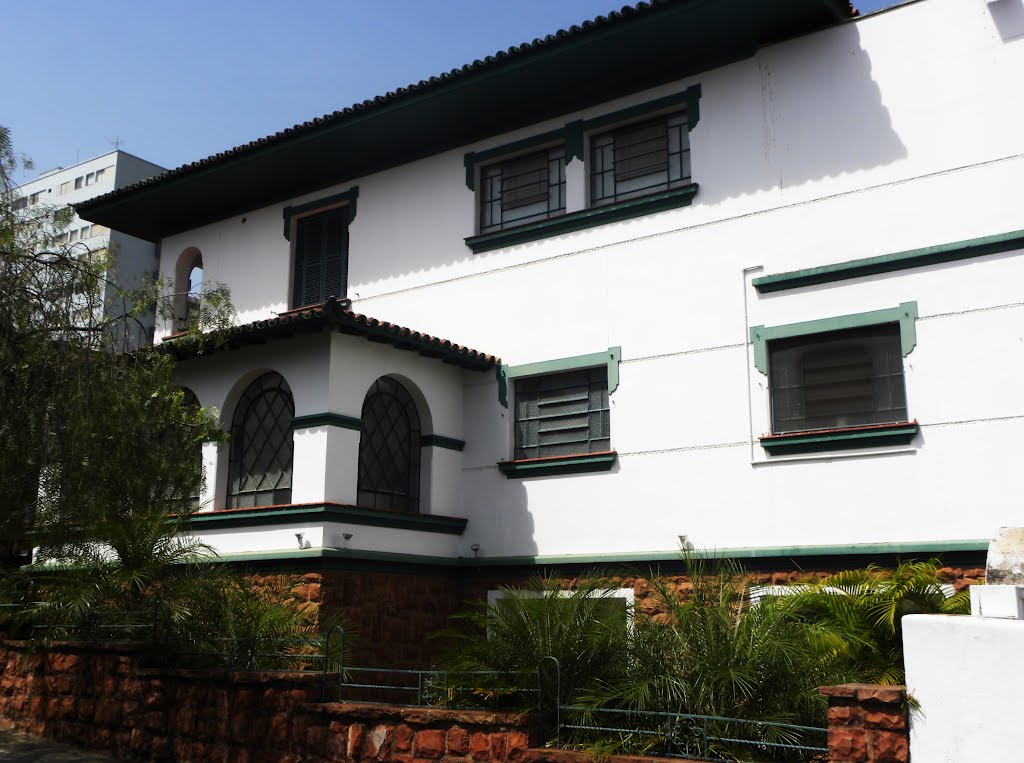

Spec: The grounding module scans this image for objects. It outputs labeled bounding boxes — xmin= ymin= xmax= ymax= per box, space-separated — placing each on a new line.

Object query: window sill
xmin=759 ymin=421 xmax=919 ymax=455
xmin=497 ymin=451 xmax=618 ymax=478
xmin=184 ymin=503 xmax=468 ymax=535
xmin=465 ymin=184 xmax=698 ymax=254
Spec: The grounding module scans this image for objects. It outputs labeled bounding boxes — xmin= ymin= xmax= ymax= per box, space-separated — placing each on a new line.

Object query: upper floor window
xmin=590 ymin=112 xmax=690 ymax=206
xmin=514 ymin=367 xmax=610 ymax=460
xmin=74 ymin=176 xmax=83 ymax=190
xmin=357 ymin=376 xmax=421 ymax=513
xmin=58 ymin=181 xmax=71 ymax=195
xmin=227 ymin=372 xmax=294 ymax=509
xmin=479 ymin=147 xmax=565 ymax=233
xmin=292 ymin=206 xmax=348 ymax=309
xmin=768 ymin=324 xmax=907 ymax=435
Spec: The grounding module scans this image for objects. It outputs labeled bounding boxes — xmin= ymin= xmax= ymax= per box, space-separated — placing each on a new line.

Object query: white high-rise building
xmin=15 ymin=150 xmax=166 ymax=344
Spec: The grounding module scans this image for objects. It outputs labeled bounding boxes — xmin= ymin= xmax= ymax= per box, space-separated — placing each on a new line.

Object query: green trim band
xmin=282 ymin=186 xmax=359 ymax=240
xmin=750 ymin=302 xmax=918 ymax=375
xmin=186 ymin=503 xmax=467 ymax=535
xmin=760 ymin=422 xmax=919 ymax=455
xmin=458 ymin=539 xmax=989 ymax=567
xmin=467 ymin=184 xmax=698 ymax=254
xmin=196 ymin=539 xmax=987 ymax=570
xmin=292 ymin=413 xmax=363 ymax=431
xmin=498 ymin=451 xmax=617 ymax=478
xmin=420 ymin=434 xmax=465 ymax=451
xmin=499 ymin=346 xmax=621 ymax=407
xmin=753 ymin=229 xmax=1024 ymax=293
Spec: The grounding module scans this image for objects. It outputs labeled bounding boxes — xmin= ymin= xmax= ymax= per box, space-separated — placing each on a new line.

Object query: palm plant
xmin=434 ymin=575 xmax=630 ymax=713
xmin=786 ymin=559 xmax=970 ymax=685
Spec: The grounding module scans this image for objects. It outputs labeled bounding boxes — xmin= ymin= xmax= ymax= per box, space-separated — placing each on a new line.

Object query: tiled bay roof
xmin=162 ymin=297 xmax=499 ymax=372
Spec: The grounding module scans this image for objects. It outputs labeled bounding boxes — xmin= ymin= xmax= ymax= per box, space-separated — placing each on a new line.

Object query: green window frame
xmin=464 ymin=86 xmax=701 ymax=254
xmin=749 ymin=303 xmax=920 ymax=453
xmin=283 ymin=188 xmax=358 ymax=310
xmin=498 ymin=348 xmax=621 ymax=477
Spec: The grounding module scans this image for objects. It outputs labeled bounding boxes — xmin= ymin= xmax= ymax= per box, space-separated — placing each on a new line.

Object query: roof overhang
xmin=78 ymin=0 xmax=854 ymax=241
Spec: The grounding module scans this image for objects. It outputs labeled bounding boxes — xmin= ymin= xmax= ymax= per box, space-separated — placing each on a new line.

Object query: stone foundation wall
xmin=820 ymin=684 xmax=908 ymax=763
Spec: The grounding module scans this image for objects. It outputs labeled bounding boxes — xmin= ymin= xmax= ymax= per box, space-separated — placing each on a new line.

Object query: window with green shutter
xmin=514 ymin=367 xmax=610 ymax=460
xmin=292 ymin=206 xmax=349 ymax=309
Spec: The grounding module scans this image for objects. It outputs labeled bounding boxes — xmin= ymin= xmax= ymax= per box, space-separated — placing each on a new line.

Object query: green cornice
xmin=292 ymin=413 xmax=364 ymax=431
xmin=753 ymin=229 xmax=1024 ymax=293
xmin=194 ymin=539 xmax=987 ymax=571
xmin=497 ymin=451 xmax=618 ymax=478
xmin=750 ymin=302 xmax=918 ymax=375
xmin=499 ymin=346 xmax=621 ymax=407
xmin=466 ymin=184 xmax=698 ymax=254
xmin=420 ymin=434 xmax=466 ymax=451
xmin=185 ymin=503 xmax=467 ymax=535
xmin=463 ymin=85 xmax=702 ymax=186
xmin=282 ymin=187 xmax=359 ymax=240
xmin=760 ymin=422 xmax=920 ymax=455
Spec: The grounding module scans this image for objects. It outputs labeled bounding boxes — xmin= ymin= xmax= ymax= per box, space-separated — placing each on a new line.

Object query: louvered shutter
xmin=292 ymin=206 xmax=349 ymax=308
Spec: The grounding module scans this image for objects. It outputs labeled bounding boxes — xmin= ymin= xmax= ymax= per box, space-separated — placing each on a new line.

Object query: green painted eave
xmin=77 ymin=0 xmax=852 ymax=241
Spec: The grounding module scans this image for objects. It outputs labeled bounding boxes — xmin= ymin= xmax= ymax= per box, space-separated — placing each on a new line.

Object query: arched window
xmin=179 ymin=387 xmax=203 ymax=510
xmin=357 ymin=377 xmax=421 ymax=513
xmin=227 ymin=373 xmax=294 ymax=509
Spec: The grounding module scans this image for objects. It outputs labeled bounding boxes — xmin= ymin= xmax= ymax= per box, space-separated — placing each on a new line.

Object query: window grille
xmin=514 ymin=368 xmax=610 ymax=460
xmin=480 ymin=147 xmax=566 ymax=233
xmin=590 ymin=112 xmax=690 ymax=205
xmin=292 ymin=206 xmax=348 ymax=309
xmin=357 ymin=377 xmax=422 ymax=513
xmin=768 ymin=324 xmax=908 ymax=434
xmin=227 ymin=373 xmax=294 ymax=509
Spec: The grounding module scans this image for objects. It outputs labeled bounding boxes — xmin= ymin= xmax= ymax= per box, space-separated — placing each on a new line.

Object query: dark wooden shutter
xmin=293 ymin=206 xmax=349 ymax=308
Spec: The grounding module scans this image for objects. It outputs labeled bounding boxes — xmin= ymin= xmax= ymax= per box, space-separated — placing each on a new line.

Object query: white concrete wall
xmin=159 ymin=0 xmax=1024 ymax=559
xmin=904 ymin=612 xmax=1024 ymax=763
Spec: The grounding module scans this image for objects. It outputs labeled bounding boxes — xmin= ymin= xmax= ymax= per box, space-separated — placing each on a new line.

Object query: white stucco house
xmin=77 ymin=0 xmax=1023 ymax=661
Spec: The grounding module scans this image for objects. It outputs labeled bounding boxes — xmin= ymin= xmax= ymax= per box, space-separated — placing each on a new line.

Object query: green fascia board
xmin=753 ymin=229 xmax=1024 ymax=293
xmin=466 ymin=184 xmax=698 ymax=255
xmin=750 ymin=301 xmax=918 ymax=375
xmin=185 ymin=503 xmax=467 ymax=535
xmin=459 ymin=540 xmax=989 ymax=567
xmin=463 ymin=85 xmax=702 ymax=183
xmin=498 ymin=451 xmax=617 ymax=478
xmin=282 ymin=186 xmax=359 ymax=240
xmin=420 ymin=434 xmax=466 ymax=451
xmin=292 ymin=413 xmax=364 ymax=431
xmin=499 ymin=346 xmax=621 ymax=407
xmin=760 ymin=423 xmax=919 ymax=455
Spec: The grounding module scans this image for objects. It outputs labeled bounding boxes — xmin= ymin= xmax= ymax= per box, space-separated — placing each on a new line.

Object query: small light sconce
xmin=470 ymin=543 xmax=480 ymax=558
xmin=342 ymin=532 xmax=353 ymax=549
xmin=295 ymin=532 xmax=305 ymax=549
xmin=678 ymin=534 xmax=694 ymax=551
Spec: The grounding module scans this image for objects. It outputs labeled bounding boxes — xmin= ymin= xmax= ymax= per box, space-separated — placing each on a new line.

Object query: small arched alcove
xmin=174 ymin=247 xmax=203 ymax=331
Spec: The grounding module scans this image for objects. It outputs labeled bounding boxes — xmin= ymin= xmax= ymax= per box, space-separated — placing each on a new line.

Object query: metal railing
xmin=544 ymin=657 xmax=827 ymax=763
xmin=327 ymin=626 xmax=539 ymax=710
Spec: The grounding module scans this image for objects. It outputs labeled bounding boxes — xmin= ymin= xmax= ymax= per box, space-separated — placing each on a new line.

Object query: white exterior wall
xmin=161 ymin=0 xmax=1024 ymax=559
xmin=904 ymin=610 xmax=1024 ymax=763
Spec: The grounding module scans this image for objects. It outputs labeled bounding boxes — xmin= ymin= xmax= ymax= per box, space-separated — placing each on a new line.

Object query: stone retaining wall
xmin=0 ymin=640 xmax=911 ymax=763
xmin=0 ymin=640 xmax=533 ymax=762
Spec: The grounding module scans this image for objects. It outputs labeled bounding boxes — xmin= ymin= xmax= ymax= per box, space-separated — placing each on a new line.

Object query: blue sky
xmin=4 ymin=0 xmax=901 ymax=184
